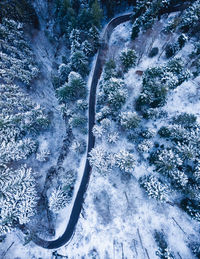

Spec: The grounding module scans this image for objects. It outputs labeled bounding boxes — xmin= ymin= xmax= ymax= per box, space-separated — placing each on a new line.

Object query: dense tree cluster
xmin=89 ymin=146 xmax=135 ymax=175
xmin=0 ymin=0 xmax=38 ymax=27
xmin=166 ymin=0 xmax=200 ymax=35
xmin=146 ymin=113 xmax=200 ymax=220
xmin=136 ymin=58 xmax=190 ymax=112
xmin=0 ymin=165 xmax=38 ymax=235
xmin=131 ymin=0 xmax=172 ymax=40
xmin=0 ymin=19 xmax=39 ymax=86
xmin=97 ymin=76 xmax=128 ymax=120
xmin=0 ymin=19 xmax=50 ymax=235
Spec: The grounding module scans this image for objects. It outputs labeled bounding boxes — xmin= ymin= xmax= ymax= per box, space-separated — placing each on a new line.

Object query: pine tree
xmin=70 ymin=50 xmax=89 ymax=77
xmin=89 ymin=146 xmax=114 ymax=174
xmin=49 ymin=188 xmax=69 ymax=213
xmin=57 ymin=71 xmax=87 ymax=102
xmin=120 ymin=111 xmax=141 ymax=130
xmin=115 ymin=149 xmax=135 ymax=173
xmin=91 ymin=0 xmax=103 ymax=28
xmin=120 ymin=49 xmax=137 ymax=72
xmin=140 ymin=175 xmax=169 ymax=202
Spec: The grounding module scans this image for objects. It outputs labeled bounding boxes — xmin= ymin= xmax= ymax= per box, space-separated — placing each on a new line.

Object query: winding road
xmin=31 ymin=1 xmax=192 ymax=249
xmin=31 ymin=13 xmax=132 ymax=249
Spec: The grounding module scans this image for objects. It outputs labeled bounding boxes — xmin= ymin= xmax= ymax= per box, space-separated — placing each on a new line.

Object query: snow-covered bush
xmin=71 ymin=139 xmax=86 ymax=154
xmin=114 ymin=149 xmax=135 ymax=173
xmin=120 ymin=111 xmax=141 ymax=130
xmin=140 ymin=175 xmax=169 ymax=202
xmin=120 ymin=49 xmax=137 ymax=72
xmin=36 ymin=149 xmax=50 ymax=162
xmin=148 ymin=47 xmax=159 ymax=58
xmin=107 ymin=132 xmax=119 ymax=144
xmin=138 ymin=139 xmax=153 ymax=153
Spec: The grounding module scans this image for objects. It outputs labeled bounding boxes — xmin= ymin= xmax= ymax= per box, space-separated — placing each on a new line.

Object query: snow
xmin=1 ymin=7 xmax=200 ymax=259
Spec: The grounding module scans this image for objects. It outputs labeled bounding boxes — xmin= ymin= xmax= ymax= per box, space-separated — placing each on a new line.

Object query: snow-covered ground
xmin=1 ymin=10 xmax=200 ymax=259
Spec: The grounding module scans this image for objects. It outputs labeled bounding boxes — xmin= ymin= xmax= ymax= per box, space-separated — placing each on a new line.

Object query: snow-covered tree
xmin=140 ymin=175 xmax=169 ymax=202
xmin=179 ymin=0 xmax=200 ymax=33
xmin=120 ymin=49 xmax=137 ymax=72
xmin=92 ymin=125 xmax=105 ymax=139
xmin=138 ymin=139 xmax=153 ymax=153
xmin=58 ymin=63 xmax=71 ymax=82
xmin=96 ymin=106 xmax=112 ymax=122
xmin=82 ymin=40 xmax=94 ymax=57
xmin=169 ymin=170 xmax=188 ymax=188
xmin=90 ymin=0 xmax=103 ymax=28
xmin=107 ymin=132 xmax=119 ymax=144
xmin=76 ymin=99 xmax=88 ymax=111
xmin=69 ymin=114 xmax=87 ymax=129
xmin=88 ymin=25 xmax=100 ymax=53
xmin=57 ymin=71 xmax=87 ymax=102
xmin=89 ymin=146 xmax=114 ymax=174
xmin=49 ymin=188 xmax=69 ymax=213
xmin=71 ymin=139 xmax=86 ymax=154
xmin=49 ymin=169 xmax=77 ymax=213
xmin=154 ymin=230 xmax=175 ymax=259
xmin=108 ymin=88 xmax=128 ymax=110
xmin=120 ymin=111 xmax=141 ymax=130
xmin=70 ymin=50 xmax=89 ymax=77
xmin=154 ymin=149 xmax=182 ymax=175
xmin=103 ymin=59 xmax=117 ymax=81
xmin=114 ymin=149 xmax=135 ymax=173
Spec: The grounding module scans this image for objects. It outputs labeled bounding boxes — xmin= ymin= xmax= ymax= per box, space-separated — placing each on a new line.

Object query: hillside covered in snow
xmin=0 ymin=0 xmax=200 ymax=258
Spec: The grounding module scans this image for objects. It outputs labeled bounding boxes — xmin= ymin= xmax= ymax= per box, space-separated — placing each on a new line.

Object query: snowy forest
xmin=0 ymin=0 xmax=200 ymax=258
